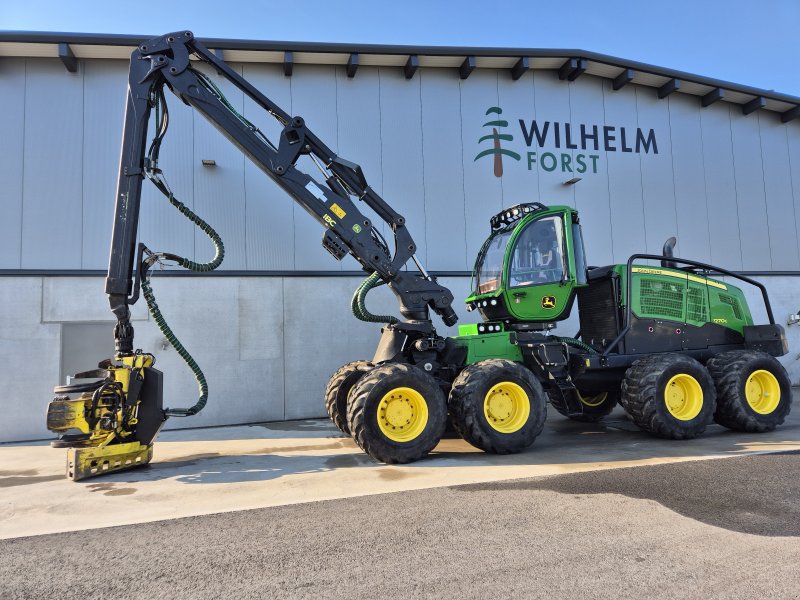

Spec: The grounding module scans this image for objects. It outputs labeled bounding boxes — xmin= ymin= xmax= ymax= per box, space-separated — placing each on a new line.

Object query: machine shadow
xmin=101 ymin=410 xmax=800 ymax=488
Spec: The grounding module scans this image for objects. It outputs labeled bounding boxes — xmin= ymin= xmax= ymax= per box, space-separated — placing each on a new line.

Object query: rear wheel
xmin=324 ymin=360 xmax=372 ymax=435
xmin=621 ymin=354 xmax=716 ymax=439
xmin=706 ymin=350 xmax=791 ymax=432
xmin=449 ymin=359 xmax=547 ymax=454
xmin=347 ymin=363 xmax=447 ymax=464
xmin=548 ymin=388 xmax=620 ymax=422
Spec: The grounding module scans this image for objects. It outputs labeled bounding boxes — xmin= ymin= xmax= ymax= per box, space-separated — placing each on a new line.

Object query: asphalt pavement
xmin=2 ymin=452 xmax=799 ymax=599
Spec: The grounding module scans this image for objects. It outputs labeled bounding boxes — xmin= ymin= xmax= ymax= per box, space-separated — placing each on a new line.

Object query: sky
xmin=2 ymin=0 xmax=799 ymax=97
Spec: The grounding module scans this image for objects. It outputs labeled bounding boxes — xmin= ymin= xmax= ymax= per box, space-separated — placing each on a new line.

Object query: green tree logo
xmin=474 ymin=106 xmax=520 ymax=177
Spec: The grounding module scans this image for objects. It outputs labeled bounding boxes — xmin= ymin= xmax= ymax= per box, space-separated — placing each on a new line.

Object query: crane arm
xmin=107 ymin=30 xmax=457 ymax=354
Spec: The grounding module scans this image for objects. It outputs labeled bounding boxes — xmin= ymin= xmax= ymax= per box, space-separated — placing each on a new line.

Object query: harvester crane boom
xmin=107 ymin=30 xmax=457 ymax=356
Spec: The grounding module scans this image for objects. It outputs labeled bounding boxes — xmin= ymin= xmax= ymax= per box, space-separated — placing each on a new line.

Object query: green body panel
xmin=465 ymin=205 xmax=587 ymax=321
xmin=454 ymin=327 xmax=522 ymax=365
xmin=613 ymin=264 xmax=754 ymax=335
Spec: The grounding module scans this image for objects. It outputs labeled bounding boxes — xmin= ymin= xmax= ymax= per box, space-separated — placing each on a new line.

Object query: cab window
xmin=508 ymin=215 xmax=566 ymax=287
xmin=475 ymin=230 xmax=512 ymax=294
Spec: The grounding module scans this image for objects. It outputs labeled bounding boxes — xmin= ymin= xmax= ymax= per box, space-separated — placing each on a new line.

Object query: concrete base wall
xmin=1 ymin=275 xmax=798 ymax=443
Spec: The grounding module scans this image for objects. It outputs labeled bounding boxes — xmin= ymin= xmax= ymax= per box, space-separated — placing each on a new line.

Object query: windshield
xmin=509 ymin=215 xmax=565 ymax=286
xmin=475 ymin=230 xmax=512 ymax=294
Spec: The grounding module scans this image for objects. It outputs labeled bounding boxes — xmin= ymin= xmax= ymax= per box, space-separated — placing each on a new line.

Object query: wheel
xmin=347 ymin=362 xmax=447 ymax=464
xmin=620 ymin=354 xmax=716 ymax=439
xmin=448 ymin=359 xmax=547 ymax=454
xmin=706 ymin=350 xmax=792 ymax=432
xmin=547 ymin=388 xmax=621 ymax=422
xmin=324 ymin=360 xmax=372 ymax=435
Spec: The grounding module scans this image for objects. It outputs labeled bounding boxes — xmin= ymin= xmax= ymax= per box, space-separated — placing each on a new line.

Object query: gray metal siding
xmin=636 ymin=86 xmax=678 ymax=257
xmin=667 ymin=94 xmax=712 ymax=264
xmin=731 ymin=107 xmax=772 ymax=271
xmin=497 ymin=70 xmax=538 ymax=211
xmin=336 ymin=66 xmax=384 ymax=271
xmin=241 ymin=63 xmax=294 ymax=271
xmin=0 ymin=60 xmax=25 ymax=269
xmin=461 ymin=70 xmax=502 ymax=269
xmin=420 ymin=69 xmax=467 ymax=270
xmin=701 ymin=103 xmax=743 ymax=269
xmin=602 ymin=81 xmax=647 ymax=264
xmin=291 ymin=65 xmax=340 ymax=271
xmin=378 ymin=67 xmax=428 ymax=267
xmin=570 ymin=76 xmax=613 ymax=264
xmin=192 ymin=63 xmax=247 ymax=270
xmin=2 ymin=57 xmax=799 ymax=275
xmin=82 ymin=59 xmax=126 ymax=270
xmin=21 ymin=59 xmax=83 ymax=268
xmin=759 ymin=112 xmax=799 ymax=270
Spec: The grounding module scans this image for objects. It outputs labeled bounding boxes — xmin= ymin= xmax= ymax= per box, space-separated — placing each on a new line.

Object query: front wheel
xmin=324 ymin=360 xmax=372 ymax=435
xmin=347 ymin=363 xmax=447 ymax=464
xmin=449 ymin=359 xmax=547 ymax=454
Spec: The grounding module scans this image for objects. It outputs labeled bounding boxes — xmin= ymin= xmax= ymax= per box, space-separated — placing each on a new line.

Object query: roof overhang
xmin=1 ymin=31 xmax=798 ymax=121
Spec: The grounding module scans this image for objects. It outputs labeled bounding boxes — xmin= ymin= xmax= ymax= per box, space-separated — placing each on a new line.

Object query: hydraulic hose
xmin=137 ymin=83 xmax=227 ymax=418
xmin=351 ymin=272 xmax=399 ymax=325
xmin=140 ymin=192 xmax=224 ymax=417
xmin=553 ymin=335 xmax=599 ymax=354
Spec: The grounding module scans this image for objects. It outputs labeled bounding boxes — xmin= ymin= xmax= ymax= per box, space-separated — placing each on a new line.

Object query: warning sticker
xmin=330 ymin=203 xmax=346 ymax=219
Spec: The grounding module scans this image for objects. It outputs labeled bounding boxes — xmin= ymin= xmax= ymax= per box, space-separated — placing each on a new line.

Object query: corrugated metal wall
xmin=2 ymin=57 xmax=799 ymax=273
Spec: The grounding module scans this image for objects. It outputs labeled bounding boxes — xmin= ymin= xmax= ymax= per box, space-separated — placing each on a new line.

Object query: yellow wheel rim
xmin=376 ymin=387 xmax=428 ymax=442
xmin=664 ymin=374 xmax=703 ymax=421
xmin=483 ymin=382 xmax=530 ymax=433
xmin=578 ymin=391 xmax=608 ymax=408
xmin=745 ymin=370 xmax=780 ymax=414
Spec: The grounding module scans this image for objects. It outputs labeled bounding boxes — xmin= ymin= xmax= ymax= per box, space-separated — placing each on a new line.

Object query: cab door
xmin=502 ymin=213 xmax=575 ymax=321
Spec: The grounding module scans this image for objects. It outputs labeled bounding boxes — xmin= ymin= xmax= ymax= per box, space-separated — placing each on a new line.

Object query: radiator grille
xmin=718 ymin=293 xmax=743 ymax=320
xmin=686 ymin=287 xmax=708 ymax=322
xmin=639 ymin=279 xmax=683 ymax=320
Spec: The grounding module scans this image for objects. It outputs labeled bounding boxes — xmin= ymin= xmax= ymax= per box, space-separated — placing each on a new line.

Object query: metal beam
xmin=346 ymin=53 xmax=359 ymax=78
xmin=558 ymin=58 xmax=586 ymax=81
xmin=701 ymin=87 xmax=725 ymax=107
xmin=657 ymin=78 xmax=680 ymax=99
xmin=743 ymin=96 xmax=766 ymax=115
xmin=510 ymin=56 xmax=529 ymax=81
xmin=459 ymin=56 xmax=476 ymax=79
xmin=404 ymin=55 xmax=418 ymax=79
xmin=781 ymin=105 xmax=800 ymax=123
xmin=58 ymin=42 xmax=78 ymax=73
xmin=283 ymin=51 xmax=293 ymax=76
xmin=612 ymin=68 xmax=634 ymax=91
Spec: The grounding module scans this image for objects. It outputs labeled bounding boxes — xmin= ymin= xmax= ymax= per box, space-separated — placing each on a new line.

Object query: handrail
xmin=601 ymin=254 xmax=775 ymax=357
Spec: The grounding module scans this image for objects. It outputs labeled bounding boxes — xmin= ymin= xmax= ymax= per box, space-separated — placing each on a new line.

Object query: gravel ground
xmin=2 ymin=452 xmax=799 ymax=600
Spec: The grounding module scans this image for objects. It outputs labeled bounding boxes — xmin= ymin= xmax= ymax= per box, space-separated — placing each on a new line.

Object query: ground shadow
xmin=452 ymin=450 xmax=800 ymax=537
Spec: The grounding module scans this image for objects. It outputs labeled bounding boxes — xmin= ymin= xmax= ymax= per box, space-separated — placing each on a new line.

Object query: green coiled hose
xmin=351 ymin=272 xmax=399 ymax=325
xmin=142 ymin=190 xmax=225 ymax=417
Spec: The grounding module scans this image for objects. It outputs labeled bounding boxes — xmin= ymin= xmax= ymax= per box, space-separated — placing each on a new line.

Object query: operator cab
xmin=467 ymin=203 xmax=588 ymax=324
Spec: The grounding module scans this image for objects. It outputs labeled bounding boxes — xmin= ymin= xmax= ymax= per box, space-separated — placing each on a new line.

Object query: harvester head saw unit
xmin=47 ymin=353 xmax=165 ymax=481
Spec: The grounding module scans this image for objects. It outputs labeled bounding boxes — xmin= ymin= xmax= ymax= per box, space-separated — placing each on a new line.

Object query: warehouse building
xmin=1 ymin=31 xmax=799 ymax=442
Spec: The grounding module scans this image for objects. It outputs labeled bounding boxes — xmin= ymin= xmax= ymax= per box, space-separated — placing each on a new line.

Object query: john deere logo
xmin=474 ymin=107 xmax=521 ymax=177
xmin=542 ymin=296 xmax=557 ymax=309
